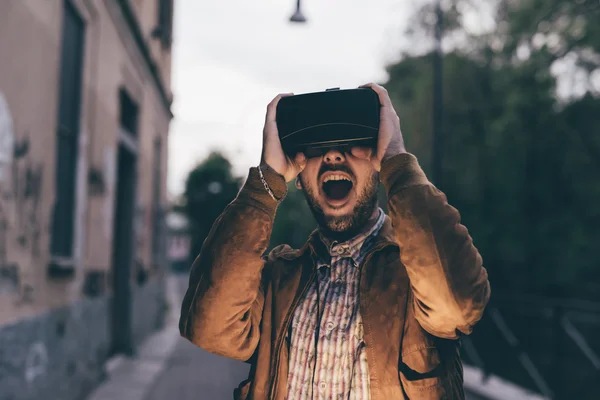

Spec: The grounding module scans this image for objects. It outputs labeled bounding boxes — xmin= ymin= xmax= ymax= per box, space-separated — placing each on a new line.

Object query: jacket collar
xmin=298 ymin=212 xmax=397 ymax=266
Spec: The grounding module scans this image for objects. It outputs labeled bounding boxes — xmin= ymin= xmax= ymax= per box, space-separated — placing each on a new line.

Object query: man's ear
xmin=295 ymin=176 xmax=302 ymax=190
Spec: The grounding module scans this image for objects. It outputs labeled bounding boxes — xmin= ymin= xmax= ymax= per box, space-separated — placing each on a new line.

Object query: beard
xmin=299 ymin=170 xmax=380 ymax=241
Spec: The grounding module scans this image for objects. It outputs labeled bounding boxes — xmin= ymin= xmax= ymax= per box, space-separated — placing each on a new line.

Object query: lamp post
xmin=432 ymin=0 xmax=444 ymax=188
xmin=290 ymin=0 xmax=307 ymax=23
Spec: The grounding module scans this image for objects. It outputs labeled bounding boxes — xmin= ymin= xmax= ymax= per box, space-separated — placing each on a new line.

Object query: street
xmin=143 ymin=275 xmax=250 ymax=400
xmin=144 ymin=338 xmax=250 ymax=400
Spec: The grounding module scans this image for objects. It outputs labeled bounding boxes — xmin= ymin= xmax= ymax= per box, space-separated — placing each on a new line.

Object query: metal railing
xmin=461 ymin=294 xmax=600 ymax=399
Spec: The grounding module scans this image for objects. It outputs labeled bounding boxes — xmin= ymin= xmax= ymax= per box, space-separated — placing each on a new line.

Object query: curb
xmin=463 ymin=365 xmax=549 ymax=400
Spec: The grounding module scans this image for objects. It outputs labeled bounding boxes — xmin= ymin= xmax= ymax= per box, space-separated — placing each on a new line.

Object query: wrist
xmin=258 ymin=162 xmax=287 ymax=200
xmin=260 ymin=156 xmax=287 ymax=180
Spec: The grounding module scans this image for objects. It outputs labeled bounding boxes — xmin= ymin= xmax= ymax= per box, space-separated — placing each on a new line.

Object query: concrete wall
xmin=0 ymin=277 xmax=166 ymax=400
xmin=0 ymin=0 xmax=173 ymax=398
xmin=0 ymin=0 xmax=64 ymax=317
xmin=0 ymin=0 xmax=171 ymax=321
xmin=130 ymin=0 xmax=174 ymax=91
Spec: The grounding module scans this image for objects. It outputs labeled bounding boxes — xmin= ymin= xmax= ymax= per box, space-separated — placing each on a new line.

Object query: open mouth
xmin=322 ymin=174 xmax=353 ymax=202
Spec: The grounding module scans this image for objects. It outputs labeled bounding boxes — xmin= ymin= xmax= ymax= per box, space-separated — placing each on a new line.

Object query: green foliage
xmin=386 ymin=0 xmax=600 ymax=299
xmin=182 ymin=0 xmax=600 ymax=299
xmin=183 ymin=151 xmax=242 ymax=263
xmin=269 ymin=182 xmax=317 ymax=252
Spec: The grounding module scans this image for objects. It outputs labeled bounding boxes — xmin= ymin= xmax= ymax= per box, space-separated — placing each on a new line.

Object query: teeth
xmin=324 ymin=174 xmax=351 ymax=183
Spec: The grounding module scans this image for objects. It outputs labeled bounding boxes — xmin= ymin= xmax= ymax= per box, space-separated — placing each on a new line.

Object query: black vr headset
xmin=276 ymin=87 xmax=381 ymax=158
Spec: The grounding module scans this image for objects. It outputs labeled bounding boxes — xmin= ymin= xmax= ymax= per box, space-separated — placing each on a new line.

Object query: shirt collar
xmin=315 ymin=208 xmax=386 ymax=268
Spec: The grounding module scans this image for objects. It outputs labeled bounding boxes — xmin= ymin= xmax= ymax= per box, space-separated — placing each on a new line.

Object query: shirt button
xmin=320 ymin=382 xmax=327 ymax=391
xmin=326 ymin=321 xmax=335 ymax=331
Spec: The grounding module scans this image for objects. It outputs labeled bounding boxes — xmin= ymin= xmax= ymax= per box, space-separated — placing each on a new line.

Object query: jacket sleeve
xmin=178 ymin=163 xmax=287 ymax=361
xmin=380 ymin=153 xmax=490 ymax=339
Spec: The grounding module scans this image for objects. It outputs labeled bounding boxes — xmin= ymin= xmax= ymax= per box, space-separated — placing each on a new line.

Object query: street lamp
xmin=290 ymin=0 xmax=307 ymax=23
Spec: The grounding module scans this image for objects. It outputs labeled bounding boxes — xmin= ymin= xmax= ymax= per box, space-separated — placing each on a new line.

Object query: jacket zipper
xmin=268 ymin=268 xmax=317 ymax=400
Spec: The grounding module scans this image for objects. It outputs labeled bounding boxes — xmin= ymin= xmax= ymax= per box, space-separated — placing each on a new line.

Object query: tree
xmin=382 ymin=0 xmax=600 ymax=298
xmin=183 ymin=151 xmax=242 ymax=265
xmin=268 ymin=182 xmax=317 ymax=251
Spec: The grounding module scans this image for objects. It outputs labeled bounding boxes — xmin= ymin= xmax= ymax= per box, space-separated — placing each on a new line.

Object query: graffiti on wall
xmin=11 ymin=136 xmax=43 ymax=255
xmin=0 ymin=92 xmax=43 ymax=295
xmin=24 ymin=341 xmax=49 ymax=386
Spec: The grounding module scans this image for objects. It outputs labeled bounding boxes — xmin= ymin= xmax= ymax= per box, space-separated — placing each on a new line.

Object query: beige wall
xmin=0 ymin=0 xmax=172 ymax=325
xmin=131 ymin=0 xmax=173 ymax=92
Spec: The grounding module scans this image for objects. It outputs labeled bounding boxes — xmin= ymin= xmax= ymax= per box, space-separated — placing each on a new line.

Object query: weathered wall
xmin=0 ymin=0 xmax=63 ymax=319
xmin=0 ymin=278 xmax=165 ymax=400
xmin=0 ymin=0 xmax=171 ymax=324
xmin=131 ymin=0 xmax=174 ymax=92
xmin=83 ymin=0 xmax=172 ymax=288
xmin=0 ymin=0 xmax=172 ymax=397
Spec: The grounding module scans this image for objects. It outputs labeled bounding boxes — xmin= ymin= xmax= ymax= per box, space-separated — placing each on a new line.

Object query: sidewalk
xmin=86 ymin=274 xmax=249 ymax=400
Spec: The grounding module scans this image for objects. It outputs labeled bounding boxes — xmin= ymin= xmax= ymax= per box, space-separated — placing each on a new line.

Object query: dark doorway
xmin=110 ymin=144 xmax=137 ymax=356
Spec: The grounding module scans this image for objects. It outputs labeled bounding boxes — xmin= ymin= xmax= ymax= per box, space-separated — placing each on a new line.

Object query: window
xmin=153 ymin=0 xmax=173 ymax=49
xmin=119 ymin=90 xmax=139 ymax=136
xmin=51 ymin=0 xmax=85 ymax=262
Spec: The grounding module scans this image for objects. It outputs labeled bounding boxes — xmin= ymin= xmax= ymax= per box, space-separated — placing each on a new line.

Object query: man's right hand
xmin=260 ymin=93 xmax=307 ymax=183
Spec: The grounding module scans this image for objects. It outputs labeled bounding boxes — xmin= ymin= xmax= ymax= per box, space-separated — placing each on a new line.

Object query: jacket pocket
xmin=399 ymin=346 xmax=445 ymax=399
xmin=234 ymin=379 xmax=252 ymax=400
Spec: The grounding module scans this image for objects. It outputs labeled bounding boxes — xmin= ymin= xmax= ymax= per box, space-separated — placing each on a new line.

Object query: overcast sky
xmin=167 ymin=0 xmax=421 ymax=197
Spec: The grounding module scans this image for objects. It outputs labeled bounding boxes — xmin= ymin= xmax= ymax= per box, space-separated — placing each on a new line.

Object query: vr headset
xmin=276 ymin=87 xmax=381 ymax=158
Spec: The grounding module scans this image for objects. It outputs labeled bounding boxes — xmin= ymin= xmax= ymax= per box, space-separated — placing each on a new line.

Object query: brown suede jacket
xmin=179 ymin=153 xmax=491 ymax=400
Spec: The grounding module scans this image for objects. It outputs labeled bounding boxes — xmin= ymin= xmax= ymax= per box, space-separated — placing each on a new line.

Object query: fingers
xmin=265 ymin=92 xmax=294 ymax=123
xmin=283 ymin=152 xmax=306 ymax=182
xmin=372 ymin=158 xmax=382 ymax=173
xmin=294 ymin=152 xmax=307 ymax=171
xmin=350 ymin=146 xmax=372 ymax=160
xmin=350 ymin=146 xmax=380 ymax=171
xmin=359 ymin=82 xmax=393 ymax=108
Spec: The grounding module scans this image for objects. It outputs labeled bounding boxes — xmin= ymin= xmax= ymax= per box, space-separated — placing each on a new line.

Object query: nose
xmin=323 ymin=148 xmax=345 ymax=165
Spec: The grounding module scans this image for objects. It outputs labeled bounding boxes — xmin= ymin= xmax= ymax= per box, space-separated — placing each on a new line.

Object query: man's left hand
xmin=351 ymin=82 xmax=407 ymax=171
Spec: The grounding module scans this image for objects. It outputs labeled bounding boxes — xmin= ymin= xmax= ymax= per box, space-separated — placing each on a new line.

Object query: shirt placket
xmin=288 ymin=210 xmax=386 ymax=400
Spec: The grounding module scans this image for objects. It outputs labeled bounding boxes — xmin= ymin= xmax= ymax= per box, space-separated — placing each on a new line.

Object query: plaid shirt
xmin=286 ymin=209 xmax=386 ymax=400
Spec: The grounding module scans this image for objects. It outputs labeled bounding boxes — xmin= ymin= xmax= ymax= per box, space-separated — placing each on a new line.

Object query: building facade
xmin=165 ymin=209 xmax=191 ymax=272
xmin=0 ymin=0 xmax=174 ymax=399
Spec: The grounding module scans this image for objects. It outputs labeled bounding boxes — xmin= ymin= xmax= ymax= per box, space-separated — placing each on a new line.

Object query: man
xmin=179 ymin=83 xmax=490 ymax=400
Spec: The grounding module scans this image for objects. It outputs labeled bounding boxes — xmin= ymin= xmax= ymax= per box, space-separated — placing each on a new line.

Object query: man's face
xmin=297 ymin=148 xmax=380 ymax=239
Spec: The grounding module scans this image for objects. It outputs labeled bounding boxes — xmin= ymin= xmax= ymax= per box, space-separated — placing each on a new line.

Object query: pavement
xmin=86 ymin=274 xmax=250 ymax=400
xmin=86 ymin=273 xmax=491 ymax=400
